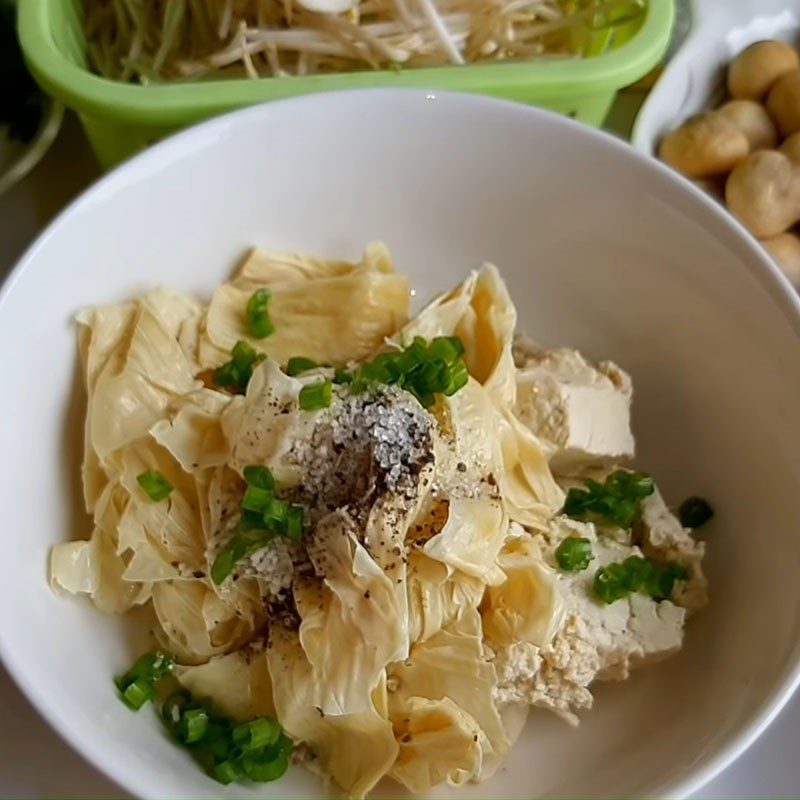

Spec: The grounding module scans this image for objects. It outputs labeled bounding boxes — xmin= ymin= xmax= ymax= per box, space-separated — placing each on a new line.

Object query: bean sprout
xmin=84 ymin=0 xmax=646 ymax=81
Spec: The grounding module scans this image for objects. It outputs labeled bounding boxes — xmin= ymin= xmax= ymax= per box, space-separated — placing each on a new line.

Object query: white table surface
xmin=2 ymin=111 xmax=800 ymax=799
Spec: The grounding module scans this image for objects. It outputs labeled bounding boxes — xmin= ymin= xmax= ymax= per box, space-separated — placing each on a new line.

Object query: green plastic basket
xmin=19 ymin=0 xmax=673 ymax=168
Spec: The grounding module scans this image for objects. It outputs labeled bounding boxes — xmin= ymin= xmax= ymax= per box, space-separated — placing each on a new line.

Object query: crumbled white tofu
xmin=492 ymin=628 xmax=595 ymax=725
xmin=490 ymin=517 xmax=687 ymax=724
xmin=512 ymin=336 xmax=635 ymax=472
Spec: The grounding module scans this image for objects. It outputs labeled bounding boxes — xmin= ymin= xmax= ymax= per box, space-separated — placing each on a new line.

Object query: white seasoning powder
xmin=212 ymin=385 xmax=436 ymax=604
xmin=287 ymin=384 xmax=435 ymax=519
xmin=242 ymin=537 xmax=298 ymax=596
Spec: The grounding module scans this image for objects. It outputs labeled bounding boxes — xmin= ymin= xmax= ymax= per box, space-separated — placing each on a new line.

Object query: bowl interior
xmin=1 ymin=90 xmax=800 ymax=799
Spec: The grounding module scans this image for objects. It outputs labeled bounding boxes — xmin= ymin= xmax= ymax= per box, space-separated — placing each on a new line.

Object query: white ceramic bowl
xmin=1 ymin=90 xmax=800 ymax=800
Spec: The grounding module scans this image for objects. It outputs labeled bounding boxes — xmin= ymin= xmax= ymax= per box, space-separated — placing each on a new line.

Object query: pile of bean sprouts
xmin=84 ymin=0 xmax=645 ymax=82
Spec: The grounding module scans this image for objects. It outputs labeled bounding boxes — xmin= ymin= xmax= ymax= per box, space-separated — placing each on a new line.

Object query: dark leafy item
xmin=214 ymin=340 xmax=266 ymax=392
xmin=210 ymin=465 xmax=305 ymax=584
xmin=678 ymin=496 xmax=714 ymax=529
xmin=136 ymin=470 xmax=173 ymax=501
xmin=563 ymin=470 xmax=655 ymax=528
xmin=347 ymin=336 xmax=468 ymax=407
xmin=555 ymin=537 xmax=593 ymax=572
xmin=593 ymin=556 xmax=689 ymax=604
xmin=117 ymin=652 xmax=291 ymax=786
xmin=246 ymin=290 xmax=275 ymax=339
xmin=0 ymin=2 xmax=44 ymax=143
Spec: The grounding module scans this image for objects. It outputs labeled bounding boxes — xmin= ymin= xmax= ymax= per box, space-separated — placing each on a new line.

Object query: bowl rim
xmin=1 ymin=88 xmax=800 ymax=800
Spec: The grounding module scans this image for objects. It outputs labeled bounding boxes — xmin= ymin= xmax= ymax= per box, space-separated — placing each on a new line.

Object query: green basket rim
xmin=19 ymin=0 xmax=673 ymax=127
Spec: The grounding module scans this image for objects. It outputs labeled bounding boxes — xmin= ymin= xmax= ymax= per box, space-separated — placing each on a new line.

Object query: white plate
xmin=632 ymin=0 xmax=800 ymax=155
xmin=1 ymin=90 xmax=800 ymax=800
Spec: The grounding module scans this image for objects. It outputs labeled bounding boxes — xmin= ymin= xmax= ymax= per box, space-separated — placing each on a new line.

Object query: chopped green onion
xmin=122 ymin=656 xmax=292 ymax=786
xmin=232 ymin=718 xmax=281 ymax=752
xmin=393 ymin=338 xmax=427 ymax=374
xmin=442 ymin=357 xmax=469 ymax=396
xmin=593 ymin=556 xmax=689 ymax=604
xmin=211 ymin=538 xmax=251 ymax=584
xmin=210 ymin=524 xmax=275 ymax=585
xmin=286 ymin=357 xmax=319 ymax=376
xmin=203 ymin=720 xmax=234 ymax=760
xmin=243 ymin=465 xmax=275 ymax=490
xmin=678 ymin=496 xmax=714 ymax=528
xmin=121 ymin=677 xmax=154 ymax=710
xmin=162 ymin=691 xmax=191 ymax=731
xmin=242 ymin=484 xmax=274 ymax=514
xmin=593 ymin=562 xmax=631 ymax=604
xmin=232 ymin=340 xmax=260 ymax=370
xmin=136 ymin=470 xmax=173 ymax=502
xmin=212 ymin=759 xmax=245 ymax=785
xmin=213 ymin=461 xmax=306 ymax=582
xmin=609 ymin=470 xmax=652 ymax=497
xmin=364 ymin=351 xmax=403 ymax=384
xmin=241 ymin=508 xmax=267 ymax=528
xmin=415 ymin=391 xmax=436 ymax=408
xmin=116 ymin=651 xmax=175 ymax=710
xmin=563 ymin=470 xmax=654 ymax=528
xmin=426 ymin=336 xmax=464 ymax=364
xmin=181 ymin=707 xmax=210 ymax=744
xmin=210 ymin=543 xmax=240 ymax=585
xmin=210 ymin=536 xmax=250 ymax=585
xmin=299 ymin=380 xmax=333 ymax=411
xmin=646 ymin=560 xmax=689 ymax=600
xmin=246 ymin=290 xmax=275 ymax=340
xmin=214 ymin=341 xmax=265 ymax=393
xmin=213 ymin=360 xmax=240 ymax=387
xmin=263 ymin=496 xmax=289 ymax=529
xmin=117 ymin=651 xmax=175 ymax=686
xmin=555 ymin=537 xmax=593 ymax=572
xmin=276 ymin=732 xmax=294 ymax=755
xmin=413 ymin=359 xmax=448 ymax=395
xmin=242 ymin=750 xmax=289 ymax=782
xmin=286 ymin=505 xmax=304 ymax=541
xmin=333 ymin=368 xmax=352 ymax=385
xmin=349 ymin=336 xmax=470 ymax=407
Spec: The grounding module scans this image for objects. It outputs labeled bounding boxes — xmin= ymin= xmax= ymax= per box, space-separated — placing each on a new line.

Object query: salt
xmin=287 ymin=384 xmax=435 ymax=521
